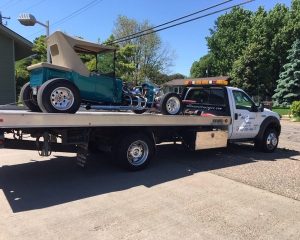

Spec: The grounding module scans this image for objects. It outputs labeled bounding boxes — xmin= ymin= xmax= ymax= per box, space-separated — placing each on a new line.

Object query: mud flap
xmin=0 ymin=130 xmax=4 ymax=148
xmin=76 ymin=144 xmax=89 ymax=168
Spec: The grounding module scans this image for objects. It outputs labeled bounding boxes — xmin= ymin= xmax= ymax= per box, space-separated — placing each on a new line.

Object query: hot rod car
xmin=20 ymin=31 xmax=182 ymax=115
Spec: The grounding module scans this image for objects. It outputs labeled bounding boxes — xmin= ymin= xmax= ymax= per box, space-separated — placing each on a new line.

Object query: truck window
xmin=187 ymin=89 xmax=209 ymax=104
xmin=187 ymin=88 xmax=225 ymax=105
xmin=209 ymin=89 xmax=225 ymax=105
xmin=233 ymin=90 xmax=254 ymax=111
xmin=185 ymin=88 xmax=229 ymax=116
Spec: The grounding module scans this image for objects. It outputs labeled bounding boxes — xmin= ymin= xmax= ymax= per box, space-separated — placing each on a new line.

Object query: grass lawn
xmin=272 ymin=108 xmax=290 ymax=116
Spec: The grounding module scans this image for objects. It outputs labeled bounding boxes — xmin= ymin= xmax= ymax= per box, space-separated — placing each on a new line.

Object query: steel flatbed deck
xmin=0 ymin=110 xmax=231 ymax=128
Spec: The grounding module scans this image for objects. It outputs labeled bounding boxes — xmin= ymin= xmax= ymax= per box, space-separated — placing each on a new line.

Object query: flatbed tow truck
xmin=0 ymin=30 xmax=281 ymax=170
xmin=0 ymin=79 xmax=281 ymax=171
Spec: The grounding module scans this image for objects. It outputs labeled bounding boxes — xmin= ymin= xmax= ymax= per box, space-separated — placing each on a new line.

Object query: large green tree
xmin=190 ymin=0 xmax=300 ymax=99
xmin=273 ymin=39 xmax=300 ymax=106
xmin=206 ymin=7 xmax=252 ymax=75
xmin=231 ymin=4 xmax=292 ymax=98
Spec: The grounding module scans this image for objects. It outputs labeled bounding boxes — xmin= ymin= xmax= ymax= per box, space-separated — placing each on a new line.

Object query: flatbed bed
xmin=0 ymin=110 xmax=230 ymax=128
xmin=0 ymin=110 xmax=232 ymax=169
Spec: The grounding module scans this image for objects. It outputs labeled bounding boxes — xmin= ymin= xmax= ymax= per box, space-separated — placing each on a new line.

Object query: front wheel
xmin=37 ymin=79 xmax=81 ymax=113
xmin=160 ymin=93 xmax=182 ymax=115
xmin=257 ymin=128 xmax=279 ymax=153
xmin=113 ymin=133 xmax=155 ymax=170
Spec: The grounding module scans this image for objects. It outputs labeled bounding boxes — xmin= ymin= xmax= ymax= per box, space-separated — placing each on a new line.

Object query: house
xmin=163 ymin=76 xmax=230 ymax=94
xmin=0 ymin=24 xmax=32 ymax=105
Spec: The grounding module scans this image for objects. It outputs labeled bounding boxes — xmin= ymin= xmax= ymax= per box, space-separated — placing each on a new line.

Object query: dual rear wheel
xmin=113 ymin=133 xmax=155 ymax=170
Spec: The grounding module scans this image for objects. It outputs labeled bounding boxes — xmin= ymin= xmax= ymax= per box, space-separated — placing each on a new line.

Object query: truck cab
xmin=181 ymin=79 xmax=281 ymax=152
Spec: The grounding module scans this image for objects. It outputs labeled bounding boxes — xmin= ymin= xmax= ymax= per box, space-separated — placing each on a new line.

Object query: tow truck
xmin=0 ymin=79 xmax=281 ymax=170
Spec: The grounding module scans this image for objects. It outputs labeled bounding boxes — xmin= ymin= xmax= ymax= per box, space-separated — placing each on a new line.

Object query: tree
xmin=32 ymin=35 xmax=47 ymax=63
xmin=231 ymin=43 xmax=273 ymax=98
xmin=190 ymin=53 xmax=217 ymax=78
xmin=206 ymin=7 xmax=253 ymax=75
xmin=191 ymin=1 xmax=300 ymax=99
xmin=15 ymin=35 xmax=47 ymax=97
xmin=273 ymin=39 xmax=300 ymax=106
xmin=15 ymin=57 xmax=32 ymax=97
xmin=113 ymin=15 xmax=174 ymax=84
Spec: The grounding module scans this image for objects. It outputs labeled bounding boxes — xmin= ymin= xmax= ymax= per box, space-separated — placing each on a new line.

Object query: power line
xmin=27 ymin=0 xmax=103 ymax=38
xmin=110 ymin=0 xmax=254 ymax=45
xmin=110 ymin=0 xmax=234 ymax=43
xmin=52 ymin=0 xmax=102 ymax=28
xmin=23 ymin=0 xmax=47 ymax=12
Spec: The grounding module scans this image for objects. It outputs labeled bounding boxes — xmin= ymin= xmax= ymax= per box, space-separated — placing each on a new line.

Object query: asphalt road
xmin=0 ymin=120 xmax=299 ymax=240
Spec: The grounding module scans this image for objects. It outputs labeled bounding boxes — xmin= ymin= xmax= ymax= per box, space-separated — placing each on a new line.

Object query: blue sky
xmin=0 ymin=0 xmax=292 ymax=76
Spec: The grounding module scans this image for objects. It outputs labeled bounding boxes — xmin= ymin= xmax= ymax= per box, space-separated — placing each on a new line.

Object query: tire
xmin=20 ymin=82 xmax=41 ymax=112
xmin=132 ymin=109 xmax=147 ymax=114
xmin=37 ymin=79 xmax=81 ymax=113
xmin=257 ymin=128 xmax=279 ymax=153
xmin=160 ymin=92 xmax=182 ymax=115
xmin=113 ymin=133 xmax=155 ymax=170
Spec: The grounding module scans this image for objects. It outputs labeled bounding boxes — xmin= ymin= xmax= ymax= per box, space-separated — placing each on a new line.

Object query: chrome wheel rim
xmin=127 ymin=140 xmax=149 ymax=166
xmin=50 ymin=87 xmax=74 ymax=111
xmin=166 ymin=97 xmax=180 ymax=114
xmin=266 ymin=132 xmax=278 ymax=150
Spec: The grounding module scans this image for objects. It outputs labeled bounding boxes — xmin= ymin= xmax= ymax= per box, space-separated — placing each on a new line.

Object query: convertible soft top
xmin=44 ymin=31 xmax=115 ymax=77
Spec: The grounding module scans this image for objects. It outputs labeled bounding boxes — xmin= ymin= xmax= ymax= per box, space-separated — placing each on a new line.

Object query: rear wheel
xmin=113 ymin=133 xmax=155 ymax=170
xmin=20 ymin=82 xmax=41 ymax=112
xmin=37 ymin=79 xmax=81 ymax=113
xmin=160 ymin=93 xmax=182 ymax=115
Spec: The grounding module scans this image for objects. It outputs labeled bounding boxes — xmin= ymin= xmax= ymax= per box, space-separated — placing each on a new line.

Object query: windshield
xmin=97 ymin=50 xmax=115 ymax=76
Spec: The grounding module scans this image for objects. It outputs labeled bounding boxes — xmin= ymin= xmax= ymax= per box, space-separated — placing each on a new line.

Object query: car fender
xmin=256 ymin=116 xmax=281 ymax=141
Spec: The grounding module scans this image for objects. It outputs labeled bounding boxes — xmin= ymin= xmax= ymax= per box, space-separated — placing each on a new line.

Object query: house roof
xmin=0 ymin=24 xmax=33 ymax=60
xmin=163 ymin=76 xmax=230 ymax=86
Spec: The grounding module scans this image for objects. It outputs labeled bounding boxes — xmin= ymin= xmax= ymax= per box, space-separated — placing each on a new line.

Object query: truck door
xmin=230 ymin=90 xmax=260 ymax=139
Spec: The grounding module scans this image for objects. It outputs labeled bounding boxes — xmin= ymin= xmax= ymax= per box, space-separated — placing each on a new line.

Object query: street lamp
xmin=18 ymin=13 xmax=50 ymax=63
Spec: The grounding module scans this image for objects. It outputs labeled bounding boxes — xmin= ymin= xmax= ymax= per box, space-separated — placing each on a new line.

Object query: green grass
xmin=272 ymin=108 xmax=290 ymax=116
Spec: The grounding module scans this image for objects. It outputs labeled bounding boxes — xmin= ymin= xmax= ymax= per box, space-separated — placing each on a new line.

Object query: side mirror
xmin=250 ymin=104 xmax=258 ymax=112
xmin=258 ymin=102 xmax=265 ymax=112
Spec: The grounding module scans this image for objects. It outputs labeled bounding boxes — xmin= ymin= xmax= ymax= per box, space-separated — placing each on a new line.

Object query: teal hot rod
xmin=20 ymin=31 xmax=182 ymax=115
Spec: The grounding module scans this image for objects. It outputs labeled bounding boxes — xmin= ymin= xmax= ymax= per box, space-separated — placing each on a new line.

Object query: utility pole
xmin=0 ymin=11 xmax=11 ymax=25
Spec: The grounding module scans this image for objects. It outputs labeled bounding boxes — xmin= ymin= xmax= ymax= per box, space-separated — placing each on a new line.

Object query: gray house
xmin=0 ymin=24 xmax=32 ymax=105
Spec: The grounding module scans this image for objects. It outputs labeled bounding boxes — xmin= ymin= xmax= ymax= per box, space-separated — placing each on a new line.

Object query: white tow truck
xmin=0 ymin=80 xmax=281 ymax=170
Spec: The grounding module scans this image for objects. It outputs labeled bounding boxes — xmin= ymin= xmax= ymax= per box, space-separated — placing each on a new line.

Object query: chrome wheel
xmin=127 ymin=140 xmax=149 ymax=166
xmin=50 ymin=87 xmax=74 ymax=111
xmin=165 ymin=96 xmax=181 ymax=114
xmin=266 ymin=132 xmax=278 ymax=150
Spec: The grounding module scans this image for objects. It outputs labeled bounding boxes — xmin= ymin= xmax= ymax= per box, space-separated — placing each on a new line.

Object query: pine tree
xmin=273 ymin=39 xmax=300 ymax=106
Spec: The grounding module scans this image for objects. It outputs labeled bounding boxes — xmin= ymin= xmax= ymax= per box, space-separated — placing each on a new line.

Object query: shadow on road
xmin=0 ymin=143 xmax=298 ymax=213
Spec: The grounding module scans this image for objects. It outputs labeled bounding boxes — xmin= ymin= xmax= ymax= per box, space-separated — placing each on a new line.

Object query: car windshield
xmin=97 ymin=50 xmax=115 ymax=75
xmin=80 ymin=50 xmax=115 ymax=76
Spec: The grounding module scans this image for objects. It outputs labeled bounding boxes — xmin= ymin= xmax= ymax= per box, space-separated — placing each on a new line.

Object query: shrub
xmin=291 ymin=101 xmax=300 ymax=117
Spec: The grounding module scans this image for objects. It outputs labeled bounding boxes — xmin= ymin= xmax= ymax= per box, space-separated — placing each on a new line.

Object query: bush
xmin=291 ymin=101 xmax=300 ymax=117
